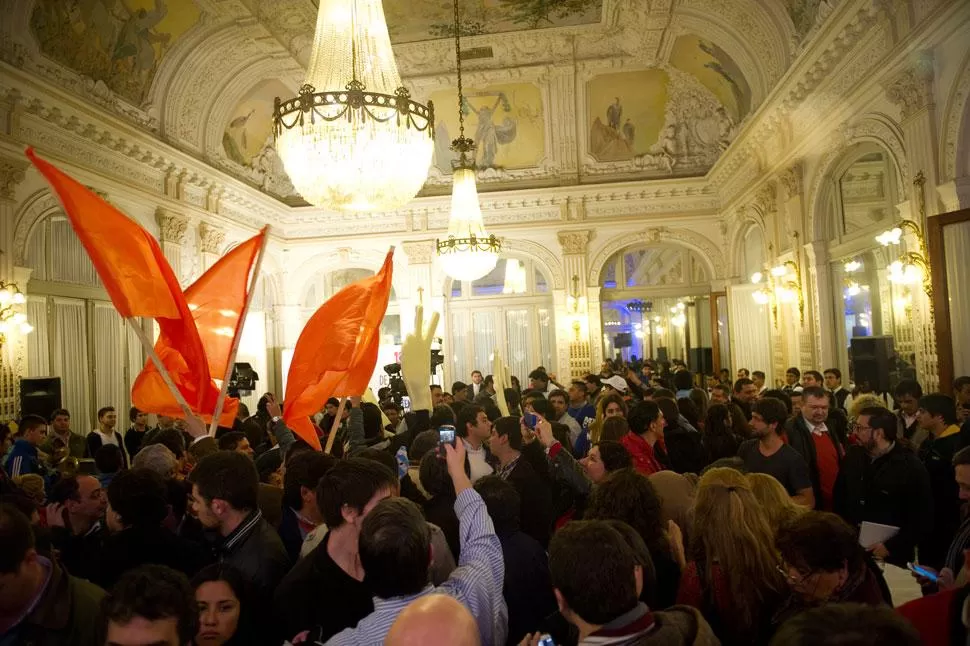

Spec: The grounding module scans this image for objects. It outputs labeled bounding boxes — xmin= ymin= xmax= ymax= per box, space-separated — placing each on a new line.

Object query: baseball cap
xmin=603 ymin=375 xmax=629 ymax=393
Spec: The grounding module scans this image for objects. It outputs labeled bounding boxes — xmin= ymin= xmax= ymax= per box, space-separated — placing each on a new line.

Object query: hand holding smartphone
xmin=437 ymin=425 xmax=456 ymax=457
xmin=907 ymin=562 xmax=939 ymax=582
xmin=523 ymin=412 xmax=539 ymax=430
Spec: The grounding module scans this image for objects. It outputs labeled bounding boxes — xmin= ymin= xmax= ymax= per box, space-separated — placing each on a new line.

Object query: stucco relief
xmin=941 ymin=49 xmax=970 ymax=182
xmin=587 ymin=227 xmax=724 ymax=285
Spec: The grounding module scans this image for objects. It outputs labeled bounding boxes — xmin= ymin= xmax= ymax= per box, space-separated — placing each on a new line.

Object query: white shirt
xmin=464 ymin=440 xmax=494 ymax=483
xmin=558 ymin=412 xmax=582 ymax=448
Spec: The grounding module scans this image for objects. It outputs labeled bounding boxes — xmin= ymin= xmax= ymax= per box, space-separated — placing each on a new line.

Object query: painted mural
xmin=784 ymin=0 xmax=838 ymax=38
xmin=383 ymin=0 xmax=603 ymax=42
xmin=222 ymin=79 xmax=296 ymax=199
xmin=431 ymin=82 xmax=544 ymax=173
xmin=587 ymin=35 xmax=750 ymax=177
xmin=29 ymin=0 xmax=201 ymax=105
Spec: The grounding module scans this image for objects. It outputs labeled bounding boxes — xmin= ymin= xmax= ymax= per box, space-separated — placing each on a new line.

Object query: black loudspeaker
xmin=228 ymin=362 xmax=259 ymax=392
xmin=689 ymin=347 xmax=714 ymax=375
xmin=614 ymin=332 xmax=633 ymax=349
xmin=850 ymin=336 xmax=897 ymax=394
xmin=20 ymin=377 xmax=62 ymax=421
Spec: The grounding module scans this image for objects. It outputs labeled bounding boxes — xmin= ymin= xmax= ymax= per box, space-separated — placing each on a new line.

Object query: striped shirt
xmin=324 ymin=488 xmax=507 ymax=646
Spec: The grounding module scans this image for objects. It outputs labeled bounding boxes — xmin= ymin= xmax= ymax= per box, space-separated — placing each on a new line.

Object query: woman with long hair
xmin=677 ymin=467 xmax=786 ymax=645
xmin=703 ymin=403 xmax=742 ymax=463
xmin=748 ymin=472 xmax=806 ymax=535
xmin=575 ymin=392 xmax=628 ymax=456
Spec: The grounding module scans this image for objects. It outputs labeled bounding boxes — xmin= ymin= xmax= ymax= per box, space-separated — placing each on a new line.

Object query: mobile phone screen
xmin=438 ymin=426 xmax=456 ymax=445
xmin=401 ymin=396 xmax=411 ymax=413
xmin=523 ymin=413 xmax=538 ymax=430
xmin=907 ymin=563 xmax=938 ymax=581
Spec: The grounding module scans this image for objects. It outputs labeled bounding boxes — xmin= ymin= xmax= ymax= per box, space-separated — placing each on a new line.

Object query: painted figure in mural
xmin=607 ymin=97 xmax=622 ymax=130
xmin=622 ymin=119 xmax=635 ymax=144
xmin=223 ymin=109 xmax=257 ymax=166
xmin=112 ymin=0 xmax=170 ymax=84
xmin=464 ymin=93 xmax=517 ymax=169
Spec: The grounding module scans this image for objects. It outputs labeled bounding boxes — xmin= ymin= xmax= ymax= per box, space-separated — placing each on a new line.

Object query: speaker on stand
xmin=20 ymin=377 xmax=62 ymax=421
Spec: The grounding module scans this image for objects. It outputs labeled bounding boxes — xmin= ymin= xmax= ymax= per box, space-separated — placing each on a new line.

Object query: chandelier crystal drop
xmin=435 ymin=0 xmax=500 ymax=281
xmin=273 ymin=0 xmax=434 ymax=212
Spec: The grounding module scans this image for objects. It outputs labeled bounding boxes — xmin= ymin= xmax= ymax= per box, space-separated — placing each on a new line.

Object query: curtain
xmin=505 ymin=309 xmax=530 ymax=384
xmin=945 ymin=220 xmax=970 ymax=376
xmin=448 ymin=310 xmax=469 ymax=386
xmin=538 ymin=308 xmax=555 ymax=373
xmin=471 ymin=311 xmax=496 ymax=378
xmin=92 ymin=302 xmax=128 ymax=421
xmin=50 ymin=216 xmax=100 ymax=286
xmin=27 ymin=296 xmax=50 ymax=377
xmin=728 ymin=284 xmax=772 ymax=384
xmin=52 ymin=298 xmax=92 ymax=433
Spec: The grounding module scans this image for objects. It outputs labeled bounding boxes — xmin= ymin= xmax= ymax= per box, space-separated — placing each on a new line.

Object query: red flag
xmin=26 ymin=148 xmax=214 ymax=409
xmin=284 ymin=251 xmax=394 ymax=449
xmin=131 ymin=229 xmax=267 ymax=426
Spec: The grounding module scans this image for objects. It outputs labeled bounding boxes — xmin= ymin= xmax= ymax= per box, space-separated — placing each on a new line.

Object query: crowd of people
xmin=2 ymin=355 xmax=970 ymax=646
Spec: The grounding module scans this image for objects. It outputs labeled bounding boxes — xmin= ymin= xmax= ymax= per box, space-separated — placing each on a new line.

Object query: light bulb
xmin=11 ymin=292 xmax=25 ymax=305
xmin=19 ymin=322 xmax=33 ymax=335
xmin=11 ymin=313 xmax=26 ymax=325
xmin=770 ymin=264 xmax=788 ymax=277
xmin=844 ymin=260 xmax=862 ymax=273
xmin=750 ymin=272 xmax=763 ymax=284
xmin=752 ymin=289 xmax=771 ymax=305
xmin=876 ymin=227 xmax=903 ymax=246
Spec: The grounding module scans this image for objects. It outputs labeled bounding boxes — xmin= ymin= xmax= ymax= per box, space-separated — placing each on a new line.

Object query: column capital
xmin=753 ymin=181 xmax=778 ymax=216
xmin=883 ymin=52 xmax=935 ymax=120
xmin=0 ymin=156 xmax=28 ymax=201
xmin=778 ymin=162 xmax=804 ymax=199
xmin=558 ymin=230 xmax=592 ymax=255
xmin=402 ymin=239 xmax=436 ymax=265
xmin=198 ymin=222 xmax=226 ymax=254
xmin=155 ymin=208 xmax=188 ymax=244
xmin=937 ymin=177 xmax=970 ymax=213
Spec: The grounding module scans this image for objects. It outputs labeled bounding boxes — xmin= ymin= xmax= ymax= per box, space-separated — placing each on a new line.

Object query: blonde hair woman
xmin=849 ymin=393 xmax=888 ymax=419
xmin=677 ymin=467 xmax=786 ymax=645
xmin=748 ymin=472 xmax=806 ymax=535
xmin=587 ymin=392 xmax=627 ymax=445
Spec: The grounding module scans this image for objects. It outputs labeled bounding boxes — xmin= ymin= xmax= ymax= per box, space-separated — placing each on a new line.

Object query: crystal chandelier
xmin=436 ymin=0 xmax=500 ymax=282
xmin=273 ymin=0 xmax=434 ymax=212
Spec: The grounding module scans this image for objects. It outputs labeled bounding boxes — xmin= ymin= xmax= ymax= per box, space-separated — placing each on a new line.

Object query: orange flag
xmin=26 ymin=148 xmax=214 ymax=410
xmin=131 ymin=229 xmax=267 ymax=426
xmin=284 ymin=250 xmax=394 ymax=449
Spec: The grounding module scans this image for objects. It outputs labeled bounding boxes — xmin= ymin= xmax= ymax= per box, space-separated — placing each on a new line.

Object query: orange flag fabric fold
xmin=283 ymin=250 xmax=394 ymax=450
xmin=131 ymin=229 xmax=267 ymax=426
xmin=26 ymin=148 xmax=213 ymax=410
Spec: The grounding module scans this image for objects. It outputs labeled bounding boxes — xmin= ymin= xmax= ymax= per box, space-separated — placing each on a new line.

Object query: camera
xmin=383 ymin=363 xmax=408 ymax=407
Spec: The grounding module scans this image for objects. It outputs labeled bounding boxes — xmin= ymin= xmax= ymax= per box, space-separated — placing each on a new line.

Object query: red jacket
xmin=621 ymin=432 xmax=664 ymax=476
xmin=897 ymin=587 xmax=965 ymax=646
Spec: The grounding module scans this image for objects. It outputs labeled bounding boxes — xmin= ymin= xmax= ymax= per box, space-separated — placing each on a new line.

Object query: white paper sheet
xmin=859 ymin=521 xmax=899 ymax=548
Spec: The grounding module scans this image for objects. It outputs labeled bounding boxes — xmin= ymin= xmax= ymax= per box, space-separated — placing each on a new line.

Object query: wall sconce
xmin=876 ymin=219 xmax=932 ymax=299
xmin=0 ymin=281 xmax=32 ymax=347
xmin=750 ymin=260 xmax=804 ymax=324
xmin=566 ymin=275 xmax=587 ymax=314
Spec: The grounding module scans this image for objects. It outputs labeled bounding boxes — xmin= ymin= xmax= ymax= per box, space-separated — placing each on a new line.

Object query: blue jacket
xmin=4 ymin=439 xmax=43 ymax=477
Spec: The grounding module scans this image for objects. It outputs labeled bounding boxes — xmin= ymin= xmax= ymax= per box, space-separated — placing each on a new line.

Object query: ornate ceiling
xmin=2 ymin=0 xmax=822 ymax=206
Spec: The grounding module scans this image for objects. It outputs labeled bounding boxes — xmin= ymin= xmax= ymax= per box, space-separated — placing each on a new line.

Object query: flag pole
xmin=208 ymin=227 xmax=270 ymax=437
xmin=324 ymin=397 xmax=347 ymax=455
xmin=128 ymin=319 xmax=196 ymax=421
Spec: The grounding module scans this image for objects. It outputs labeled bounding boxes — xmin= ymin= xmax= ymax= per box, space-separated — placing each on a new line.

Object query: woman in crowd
xmin=773 ymin=511 xmax=890 ymax=625
xmin=578 ymin=440 xmax=632 ymax=484
xmin=599 ymin=416 xmax=630 ymax=442
xmin=192 ymin=563 xmax=257 ymax=645
xmin=587 ymin=392 xmax=627 ymax=445
xmin=677 ymin=467 xmax=786 ymax=645
xmin=748 ymin=472 xmax=806 ymax=535
xmin=703 ymin=403 xmax=742 ymax=463
xmin=585 ymin=468 xmax=682 ymax=609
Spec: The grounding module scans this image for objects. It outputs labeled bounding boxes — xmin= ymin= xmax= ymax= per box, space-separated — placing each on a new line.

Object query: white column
xmin=558 ymin=230 xmax=592 ymax=381
xmin=0 ymin=156 xmax=28 ymax=420
xmin=803 ymin=241 xmax=836 ymax=370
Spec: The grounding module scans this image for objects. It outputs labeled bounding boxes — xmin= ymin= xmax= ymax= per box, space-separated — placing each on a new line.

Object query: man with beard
xmin=833 ymin=407 xmax=933 ymax=567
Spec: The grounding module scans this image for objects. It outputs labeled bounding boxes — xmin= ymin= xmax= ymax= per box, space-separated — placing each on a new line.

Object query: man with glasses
xmin=785 ymin=386 xmax=849 ymax=511
xmin=833 ymin=407 xmax=932 ymax=566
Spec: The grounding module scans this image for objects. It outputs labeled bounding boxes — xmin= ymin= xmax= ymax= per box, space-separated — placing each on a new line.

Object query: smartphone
xmin=537 ymin=635 xmax=557 ymax=646
xmin=523 ymin=413 xmax=539 ymax=430
xmin=401 ymin=396 xmax=411 ymax=413
xmin=437 ymin=425 xmax=456 ymax=446
xmin=907 ymin=562 xmax=939 ymax=582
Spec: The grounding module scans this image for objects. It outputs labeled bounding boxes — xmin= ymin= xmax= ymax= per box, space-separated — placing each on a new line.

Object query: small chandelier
xmin=436 ymin=0 xmax=500 ymax=282
xmin=273 ymin=0 xmax=434 ymax=212
xmin=0 ymin=281 xmax=32 ymax=343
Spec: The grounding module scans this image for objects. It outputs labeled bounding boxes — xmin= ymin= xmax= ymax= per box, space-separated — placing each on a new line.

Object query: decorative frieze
xmin=0 ymin=157 xmax=27 ymax=201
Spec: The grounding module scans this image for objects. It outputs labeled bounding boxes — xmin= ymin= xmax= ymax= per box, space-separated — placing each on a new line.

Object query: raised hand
xmin=401 ymin=305 xmax=440 ymax=412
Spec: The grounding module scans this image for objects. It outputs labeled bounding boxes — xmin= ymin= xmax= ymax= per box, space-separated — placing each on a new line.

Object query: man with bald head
xmin=385 ymin=594 xmax=481 ymax=646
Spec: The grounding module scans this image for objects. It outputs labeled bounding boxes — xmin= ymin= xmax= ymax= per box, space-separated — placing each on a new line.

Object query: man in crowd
xmin=548 ymin=389 xmax=582 ymax=449
xmin=47 ymin=474 xmax=107 ymax=581
xmin=833 ymin=406 xmax=932 ymax=566
xmin=382 ymin=402 xmax=407 ymax=434
xmin=278 ymin=451 xmax=335 ymax=562
xmin=124 ymin=407 xmax=151 ymax=458
xmin=470 ymin=370 xmax=485 ymax=398
xmin=584 ymin=374 xmax=603 ymax=402
xmin=567 ymin=380 xmax=596 ymax=428
xmin=738 ymin=397 xmax=815 ymax=507
xmin=4 ymin=414 xmax=48 ymax=477
xmin=737 ymin=368 xmax=750 ymax=380
xmin=824 ymin=368 xmax=850 ymax=412
xmin=0 ymin=503 xmax=104 ymax=645
xmin=385 ymin=595 xmax=481 ymax=646
xmin=273 ymin=459 xmax=399 ymax=643
xmin=786 ymin=386 xmax=848 ymax=511
xmin=326 ymin=440 xmax=507 ymax=646
xmin=783 ymin=367 xmax=804 ymax=394
xmin=710 ymin=383 xmax=731 ymax=405
xmin=489 ymin=416 xmax=553 ymax=547
xmin=955 ymin=376 xmax=970 ymax=423
xmin=87 ymin=406 xmax=127 ymax=468
xmin=916 ymin=393 xmax=969 ymax=568
xmin=894 ymin=379 xmax=924 ymax=443
xmin=732 ymin=377 xmax=759 ymax=420
xmin=217 ymin=431 xmax=255 ymax=458
xmin=40 ymin=408 xmax=86 ymax=459
xmin=100 ymin=565 xmax=197 ymax=646
xmin=752 ymin=370 xmax=767 ymax=395
xmin=188 ymin=451 xmax=290 ymax=604
xmin=456 ymin=404 xmax=494 ymax=483
xmin=622 ymin=400 xmax=666 ymax=476
xmin=452 ymin=381 xmax=470 ymax=403
xmin=529 ymin=369 xmax=557 ymax=395
xmin=540 ymin=520 xmax=718 ymax=645
xmin=802 ymin=370 xmax=824 ymax=389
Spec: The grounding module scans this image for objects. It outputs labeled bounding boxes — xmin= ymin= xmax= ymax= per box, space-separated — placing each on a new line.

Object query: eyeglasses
xmin=777 ymin=564 xmax=813 ymax=585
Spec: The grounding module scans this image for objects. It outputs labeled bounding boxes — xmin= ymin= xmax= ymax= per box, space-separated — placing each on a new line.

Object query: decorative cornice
xmin=198 ymin=222 xmax=226 ymax=254
xmin=883 ymin=52 xmax=935 ymax=120
xmin=558 ymin=230 xmax=593 ymax=255
xmin=0 ymin=157 xmax=28 ymax=201
xmin=156 ymin=208 xmax=188 ymax=244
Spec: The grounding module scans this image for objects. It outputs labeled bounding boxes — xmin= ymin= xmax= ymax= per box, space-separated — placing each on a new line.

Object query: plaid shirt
xmin=324 ymin=489 xmax=507 ymax=646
